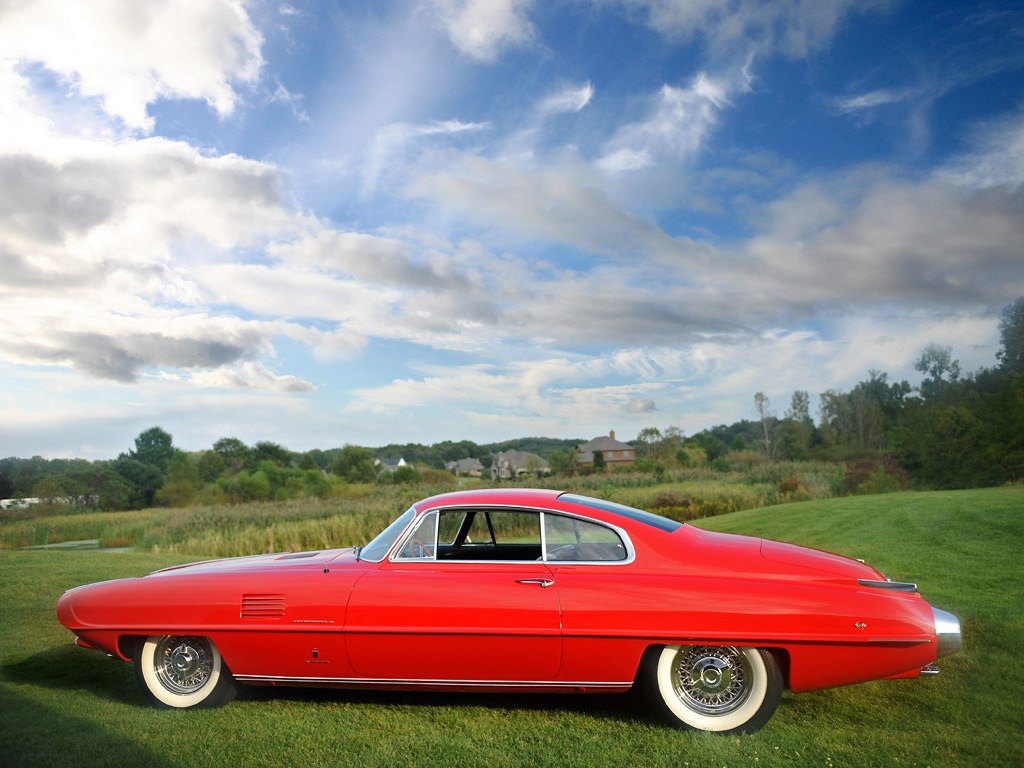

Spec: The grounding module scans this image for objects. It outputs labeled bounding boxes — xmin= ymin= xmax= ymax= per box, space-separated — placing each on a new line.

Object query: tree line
xmin=0 ymin=431 xmax=581 ymax=512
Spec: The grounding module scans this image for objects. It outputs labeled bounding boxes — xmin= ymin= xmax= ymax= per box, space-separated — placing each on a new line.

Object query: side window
xmin=437 ymin=509 xmax=467 ymax=545
xmin=544 ymin=515 xmax=626 ymax=562
xmin=434 ymin=509 xmax=542 ymax=561
xmin=475 ymin=510 xmax=540 ymax=546
xmin=394 ymin=511 xmax=437 ymax=560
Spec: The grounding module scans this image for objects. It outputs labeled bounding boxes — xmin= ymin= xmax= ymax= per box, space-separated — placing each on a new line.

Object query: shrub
xmin=710 ymin=457 xmax=731 ymax=472
xmin=843 ymin=459 xmax=904 ymax=495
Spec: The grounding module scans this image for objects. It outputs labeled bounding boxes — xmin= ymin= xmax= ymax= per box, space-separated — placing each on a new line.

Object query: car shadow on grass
xmin=0 ymin=684 xmax=175 ymax=768
xmin=236 ymin=682 xmax=654 ymax=726
xmin=1 ymin=643 xmax=139 ymax=705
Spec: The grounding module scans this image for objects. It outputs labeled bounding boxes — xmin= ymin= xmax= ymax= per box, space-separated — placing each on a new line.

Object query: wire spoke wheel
xmin=672 ymin=646 xmax=753 ymax=715
xmin=153 ymin=636 xmax=215 ymax=695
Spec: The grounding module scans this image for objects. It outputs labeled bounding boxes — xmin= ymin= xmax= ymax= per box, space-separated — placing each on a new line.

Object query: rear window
xmin=558 ymin=493 xmax=682 ymax=533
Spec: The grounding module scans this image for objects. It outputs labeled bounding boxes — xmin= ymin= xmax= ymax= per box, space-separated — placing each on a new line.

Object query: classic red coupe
xmin=57 ymin=488 xmax=961 ymax=733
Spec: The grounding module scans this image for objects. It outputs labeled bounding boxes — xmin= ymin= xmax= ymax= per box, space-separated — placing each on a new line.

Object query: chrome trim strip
xmin=232 ymin=674 xmax=631 ymax=689
xmin=857 ymin=579 xmax=918 ymax=593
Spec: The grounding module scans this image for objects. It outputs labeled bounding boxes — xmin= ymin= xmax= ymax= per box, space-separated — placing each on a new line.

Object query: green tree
xmin=915 ymin=344 xmax=961 ymax=398
xmin=592 ymin=450 xmax=606 ymax=472
xmin=130 ymin=426 xmax=175 ymax=472
xmin=197 ymin=450 xmax=226 ymax=483
xmin=385 ymin=465 xmax=423 ymax=484
xmin=547 ymin=449 xmax=574 ymax=476
xmin=330 ymin=445 xmax=377 ymax=483
xmin=251 ymin=441 xmax=292 ymax=468
xmin=753 ymin=392 xmax=775 ymax=458
xmin=212 ymin=438 xmax=250 ymax=474
xmin=113 ymin=457 xmax=164 ymax=508
xmin=636 ymin=427 xmax=662 ymax=459
xmin=32 ymin=475 xmax=69 ymax=506
xmin=155 ymin=451 xmax=200 ymax=507
xmin=997 ymin=297 xmax=1024 ymax=372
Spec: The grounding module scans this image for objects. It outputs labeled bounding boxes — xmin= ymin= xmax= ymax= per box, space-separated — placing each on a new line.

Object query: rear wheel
xmin=643 ymin=645 xmax=782 ymax=733
xmin=134 ymin=635 xmax=236 ymax=709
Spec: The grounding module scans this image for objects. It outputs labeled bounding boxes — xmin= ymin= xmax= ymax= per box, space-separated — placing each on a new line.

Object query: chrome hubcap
xmin=671 ymin=646 xmax=752 ymax=715
xmin=154 ymin=636 xmax=213 ymax=695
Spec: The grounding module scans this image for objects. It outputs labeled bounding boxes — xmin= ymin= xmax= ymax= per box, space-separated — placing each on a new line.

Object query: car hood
xmin=146 ymin=548 xmax=359 ymax=577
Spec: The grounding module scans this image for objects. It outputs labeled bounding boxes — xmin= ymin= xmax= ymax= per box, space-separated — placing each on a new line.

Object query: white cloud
xmin=835 ymin=88 xmax=912 ymax=114
xmin=538 ymin=82 xmax=595 ymax=115
xmin=621 ymin=0 xmax=884 ymax=60
xmin=597 ymin=68 xmax=750 ymax=179
xmin=739 ymin=170 xmax=1024 ymax=309
xmin=0 ymin=132 xmax=303 ymax=383
xmin=337 ymin=304 xmax=1002 ymax=447
xmin=431 ymin=0 xmax=536 ymax=61
xmin=939 ymin=110 xmax=1024 ymax=192
xmin=363 ymin=119 xmax=488 ymax=195
xmin=189 ymin=362 xmax=316 ymax=393
xmin=406 ymin=154 xmax=689 ymax=260
xmin=596 ymin=148 xmax=652 ymax=173
xmin=0 ymin=0 xmax=263 ymax=132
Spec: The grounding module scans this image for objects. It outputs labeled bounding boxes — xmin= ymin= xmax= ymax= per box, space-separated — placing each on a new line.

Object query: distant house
xmin=491 ymin=449 xmax=549 ymax=480
xmin=1 ymin=495 xmax=98 ymax=510
xmin=577 ymin=430 xmax=635 ymax=468
xmin=446 ymin=458 xmax=484 ymax=477
xmin=375 ymin=457 xmax=407 ymax=474
xmin=0 ymin=497 xmax=42 ymax=510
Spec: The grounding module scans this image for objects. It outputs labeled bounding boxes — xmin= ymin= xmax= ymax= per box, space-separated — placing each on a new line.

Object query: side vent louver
xmin=241 ymin=594 xmax=286 ymax=618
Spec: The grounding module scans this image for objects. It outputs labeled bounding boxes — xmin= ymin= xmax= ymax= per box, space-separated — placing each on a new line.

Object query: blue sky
xmin=1 ymin=0 xmax=1022 ymax=458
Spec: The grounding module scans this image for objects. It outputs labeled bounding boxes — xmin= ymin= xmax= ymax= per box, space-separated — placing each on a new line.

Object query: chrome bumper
xmin=933 ymin=606 xmax=962 ymax=660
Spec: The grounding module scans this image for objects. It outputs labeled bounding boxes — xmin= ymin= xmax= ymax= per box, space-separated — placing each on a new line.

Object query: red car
xmin=57 ymin=488 xmax=961 ymax=733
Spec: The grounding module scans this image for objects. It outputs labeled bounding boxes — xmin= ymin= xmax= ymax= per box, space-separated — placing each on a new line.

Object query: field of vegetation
xmin=0 ymin=463 xmax=850 ymax=557
xmin=1 ymin=485 xmax=1021 ymax=767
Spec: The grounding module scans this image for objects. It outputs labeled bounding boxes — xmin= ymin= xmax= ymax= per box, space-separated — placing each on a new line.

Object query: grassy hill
xmin=1 ymin=487 xmax=1020 ymax=767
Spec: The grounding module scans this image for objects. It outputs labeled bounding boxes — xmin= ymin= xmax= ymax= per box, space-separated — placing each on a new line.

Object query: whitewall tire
xmin=643 ymin=645 xmax=782 ymax=733
xmin=134 ymin=635 xmax=236 ymax=709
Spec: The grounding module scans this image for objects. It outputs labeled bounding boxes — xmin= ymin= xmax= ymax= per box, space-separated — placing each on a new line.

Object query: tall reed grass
xmin=0 ymin=463 xmax=846 ymax=557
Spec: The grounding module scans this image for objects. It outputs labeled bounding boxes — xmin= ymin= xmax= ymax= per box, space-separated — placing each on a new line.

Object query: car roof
xmin=413 ymin=488 xmax=682 ymax=534
xmin=414 ymin=488 xmax=564 ymax=512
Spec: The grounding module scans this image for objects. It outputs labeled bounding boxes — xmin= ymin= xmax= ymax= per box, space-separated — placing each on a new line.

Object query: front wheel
xmin=642 ymin=645 xmax=782 ymax=733
xmin=134 ymin=635 xmax=236 ymax=709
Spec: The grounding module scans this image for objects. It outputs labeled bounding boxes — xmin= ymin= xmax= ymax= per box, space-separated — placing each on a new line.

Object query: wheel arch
xmin=118 ymin=634 xmax=146 ymax=661
xmin=637 ymin=643 xmax=792 ymax=690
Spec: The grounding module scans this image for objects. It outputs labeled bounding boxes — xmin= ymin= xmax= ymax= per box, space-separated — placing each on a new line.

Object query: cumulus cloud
xmin=0 ymin=0 xmax=263 ymax=131
xmin=189 ymin=362 xmax=316 ymax=393
xmin=625 ymin=398 xmax=658 ymax=414
xmin=0 ymin=131 xmax=304 ymax=386
xmin=431 ymin=0 xmax=536 ymax=61
xmin=5 ymin=328 xmax=267 ymax=383
xmin=739 ymin=171 xmax=1024 ymax=309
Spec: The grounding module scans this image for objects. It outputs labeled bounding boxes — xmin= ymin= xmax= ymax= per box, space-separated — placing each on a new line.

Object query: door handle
xmin=516 ymin=578 xmax=554 ymax=588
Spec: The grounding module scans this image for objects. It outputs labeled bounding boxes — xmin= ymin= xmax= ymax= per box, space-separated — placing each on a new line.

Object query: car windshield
xmin=360 ymin=507 xmax=416 ymax=562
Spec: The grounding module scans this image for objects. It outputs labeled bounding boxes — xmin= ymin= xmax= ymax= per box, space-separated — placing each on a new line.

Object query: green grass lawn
xmin=1 ymin=487 xmax=1021 ymax=767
